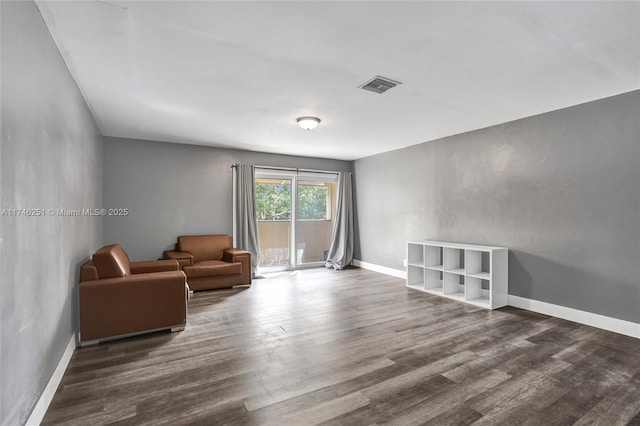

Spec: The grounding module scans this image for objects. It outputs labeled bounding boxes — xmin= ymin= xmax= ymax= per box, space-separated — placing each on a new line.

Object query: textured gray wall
xmin=354 ymin=91 xmax=640 ymax=323
xmin=103 ymin=137 xmax=353 ymax=261
xmin=0 ymin=2 xmax=103 ymax=425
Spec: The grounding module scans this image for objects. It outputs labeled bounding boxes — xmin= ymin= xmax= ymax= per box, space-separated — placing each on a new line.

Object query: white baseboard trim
xmin=352 ymin=259 xmax=639 ymax=339
xmin=26 ymin=335 xmax=76 ymax=425
xmin=352 ymin=259 xmax=406 ymax=279
xmin=509 ymin=295 xmax=640 ymax=339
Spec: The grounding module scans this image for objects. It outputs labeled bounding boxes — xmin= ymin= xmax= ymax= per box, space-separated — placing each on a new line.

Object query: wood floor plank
xmin=378 ymin=369 xmax=512 ymax=426
xmin=467 ymin=370 xmax=569 ymax=425
xmin=42 ymin=267 xmax=640 ymax=425
xmin=421 ymin=405 xmax=484 ymax=426
xmin=259 ymin=391 xmax=371 ymax=426
xmin=242 ymin=355 xmax=395 ymax=412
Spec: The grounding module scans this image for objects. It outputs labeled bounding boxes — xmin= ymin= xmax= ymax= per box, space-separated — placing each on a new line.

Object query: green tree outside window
xmin=255 ymin=182 xmax=291 ymax=220
xmin=297 ymin=184 xmax=328 ymax=220
xmin=255 ymin=181 xmax=329 ymax=221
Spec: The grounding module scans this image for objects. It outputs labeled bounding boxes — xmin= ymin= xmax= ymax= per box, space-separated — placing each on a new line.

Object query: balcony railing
xmin=257 ymin=220 xmax=333 ymax=267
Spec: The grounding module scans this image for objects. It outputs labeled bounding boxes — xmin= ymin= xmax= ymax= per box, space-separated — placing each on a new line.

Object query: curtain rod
xmin=231 ymin=163 xmax=339 ymax=175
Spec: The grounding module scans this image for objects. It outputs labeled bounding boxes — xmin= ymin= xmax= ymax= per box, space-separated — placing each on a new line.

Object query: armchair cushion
xmin=177 ymin=234 xmax=232 ymax=262
xmin=183 ymin=260 xmax=242 ymax=278
xmin=93 ymin=244 xmax=131 ymax=278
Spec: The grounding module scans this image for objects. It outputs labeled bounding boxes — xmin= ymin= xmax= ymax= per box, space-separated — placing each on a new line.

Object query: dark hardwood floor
xmin=43 ymin=267 xmax=640 ymax=425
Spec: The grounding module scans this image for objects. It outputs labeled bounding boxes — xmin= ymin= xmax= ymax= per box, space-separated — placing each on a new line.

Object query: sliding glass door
xmin=296 ymin=180 xmax=336 ymax=265
xmin=255 ymin=177 xmax=292 ymax=268
xmin=255 ymin=170 xmax=337 ymax=272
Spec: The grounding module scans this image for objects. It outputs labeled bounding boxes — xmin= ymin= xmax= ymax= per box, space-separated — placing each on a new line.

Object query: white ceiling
xmin=36 ymin=1 xmax=639 ymax=161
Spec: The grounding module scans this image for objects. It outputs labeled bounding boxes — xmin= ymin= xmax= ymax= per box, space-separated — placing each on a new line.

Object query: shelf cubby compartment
xmin=407 ymin=243 xmax=425 ymax=267
xmin=443 ymin=247 xmax=464 ymax=275
xmin=406 ymin=265 xmax=425 ymax=290
xmin=424 ymin=269 xmax=443 ymax=294
xmin=466 ymin=277 xmax=490 ymax=307
xmin=465 ymin=250 xmax=490 ymax=280
xmin=443 ymin=272 xmax=465 ymax=300
xmin=424 ymin=245 xmax=443 ymax=270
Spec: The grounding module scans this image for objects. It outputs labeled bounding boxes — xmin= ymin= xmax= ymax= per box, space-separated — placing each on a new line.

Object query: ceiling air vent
xmin=359 ymin=75 xmax=402 ymax=94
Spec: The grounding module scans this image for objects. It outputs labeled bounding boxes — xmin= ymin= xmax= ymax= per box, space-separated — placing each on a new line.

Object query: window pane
xmin=255 ymin=179 xmax=291 ymax=220
xmin=297 ymin=182 xmax=328 ymax=220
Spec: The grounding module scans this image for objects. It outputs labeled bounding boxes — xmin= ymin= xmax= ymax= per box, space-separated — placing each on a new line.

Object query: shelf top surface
xmin=467 ymin=271 xmax=491 ymax=279
xmin=407 ymin=240 xmax=507 ymax=251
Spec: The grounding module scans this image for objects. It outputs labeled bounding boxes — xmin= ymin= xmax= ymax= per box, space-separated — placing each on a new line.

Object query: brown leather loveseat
xmin=79 ymin=244 xmax=189 ymax=345
xmin=163 ymin=234 xmax=251 ymax=291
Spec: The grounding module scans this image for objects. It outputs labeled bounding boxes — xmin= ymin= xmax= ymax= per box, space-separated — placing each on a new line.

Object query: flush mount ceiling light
xmin=296 ymin=116 xmax=321 ymax=130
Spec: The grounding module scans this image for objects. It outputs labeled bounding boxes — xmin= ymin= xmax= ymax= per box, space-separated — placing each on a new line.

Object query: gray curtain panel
xmin=233 ymin=164 xmax=260 ymax=275
xmin=325 ymin=171 xmax=354 ymax=270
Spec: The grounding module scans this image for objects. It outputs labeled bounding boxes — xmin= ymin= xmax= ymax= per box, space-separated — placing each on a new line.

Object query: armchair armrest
xmin=223 ymin=248 xmax=251 ymax=263
xmin=79 ymin=271 xmax=188 ymax=343
xmin=163 ymin=250 xmax=194 ymax=268
xmin=223 ymin=248 xmax=252 ymax=285
xmin=130 ymin=259 xmax=179 ymax=274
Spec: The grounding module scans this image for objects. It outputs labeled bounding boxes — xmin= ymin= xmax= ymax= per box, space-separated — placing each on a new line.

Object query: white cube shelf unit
xmin=406 ymin=240 xmax=508 ymax=309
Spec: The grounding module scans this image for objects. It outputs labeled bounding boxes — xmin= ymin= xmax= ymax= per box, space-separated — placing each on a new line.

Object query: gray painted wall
xmin=0 ymin=2 xmax=103 ymax=425
xmin=103 ymin=137 xmax=353 ymax=261
xmin=354 ymin=91 xmax=640 ymax=323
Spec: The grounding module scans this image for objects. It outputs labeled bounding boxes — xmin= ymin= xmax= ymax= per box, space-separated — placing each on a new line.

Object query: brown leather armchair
xmin=79 ymin=244 xmax=188 ymax=346
xmin=163 ymin=234 xmax=251 ymax=291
